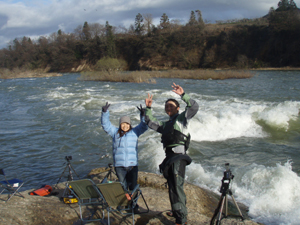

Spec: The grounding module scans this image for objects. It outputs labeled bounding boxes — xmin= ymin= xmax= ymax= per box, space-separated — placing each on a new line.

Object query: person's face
xmin=120 ymin=122 xmax=130 ymax=132
xmin=165 ymin=101 xmax=179 ymax=117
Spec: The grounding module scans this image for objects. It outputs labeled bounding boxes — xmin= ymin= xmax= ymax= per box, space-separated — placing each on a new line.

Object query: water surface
xmin=1 ymin=71 xmax=300 ymax=224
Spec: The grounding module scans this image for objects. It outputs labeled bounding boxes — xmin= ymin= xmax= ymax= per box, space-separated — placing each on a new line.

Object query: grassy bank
xmin=79 ymin=70 xmax=255 ymax=83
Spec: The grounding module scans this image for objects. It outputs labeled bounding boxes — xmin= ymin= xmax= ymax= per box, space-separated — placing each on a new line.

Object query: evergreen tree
xmin=188 ymin=11 xmax=197 ymax=26
xmin=269 ymin=0 xmax=300 ymax=31
xmin=289 ymin=0 xmax=298 ymax=9
xmin=195 ymin=10 xmax=205 ymax=27
xmin=160 ymin=13 xmax=170 ymax=29
xmin=135 ymin=13 xmax=144 ymax=35
xmin=83 ymin=21 xmax=91 ymax=41
xmin=105 ymin=21 xmax=116 ymax=58
xmin=277 ymin=0 xmax=298 ymax=11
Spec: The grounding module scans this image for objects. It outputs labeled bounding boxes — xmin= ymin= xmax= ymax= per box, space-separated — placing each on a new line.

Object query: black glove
xmin=137 ymin=104 xmax=145 ymax=116
xmin=102 ymin=102 xmax=111 ymax=112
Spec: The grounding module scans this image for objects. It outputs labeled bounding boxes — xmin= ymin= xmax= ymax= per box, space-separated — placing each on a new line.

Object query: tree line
xmin=0 ymin=0 xmax=300 ymax=73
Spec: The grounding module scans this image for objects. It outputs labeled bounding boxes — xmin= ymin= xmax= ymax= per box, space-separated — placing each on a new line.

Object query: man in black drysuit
xmin=144 ymin=83 xmax=199 ymax=225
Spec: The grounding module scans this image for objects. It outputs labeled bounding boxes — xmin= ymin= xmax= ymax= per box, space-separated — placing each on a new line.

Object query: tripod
xmin=210 ymin=164 xmax=244 ymax=225
xmin=100 ymin=163 xmax=117 ymax=183
xmin=54 ymin=156 xmax=80 ymax=189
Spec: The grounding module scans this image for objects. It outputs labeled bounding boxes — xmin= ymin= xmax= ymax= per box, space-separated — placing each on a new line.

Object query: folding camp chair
xmin=67 ymin=179 xmax=105 ymax=223
xmin=96 ymin=182 xmax=149 ymax=225
xmin=0 ymin=169 xmax=25 ymax=202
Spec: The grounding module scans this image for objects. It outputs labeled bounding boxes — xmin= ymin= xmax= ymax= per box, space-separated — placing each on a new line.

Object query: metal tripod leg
xmin=228 ymin=190 xmax=244 ymax=220
xmin=210 ymin=194 xmax=225 ymax=225
xmin=211 ymin=190 xmax=244 ymax=225
xmin=217 ymin=195 xmax=226 ymax=222
xmin=61 ymin=163 xmax=80 ymax=198
xmin=54 ymin=162 xmax=80 ymax=190
xmin=54 ymin=164 xmax=69 ymax=189
xmin=68 ymin=163 xmax=80 ymax=181
xmin=225 ymin=194 xmax=228 ymax=217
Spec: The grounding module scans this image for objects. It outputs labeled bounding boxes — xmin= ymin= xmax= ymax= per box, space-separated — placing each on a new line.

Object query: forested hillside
xmin=0 ymin=0 xmax=299 ymax=73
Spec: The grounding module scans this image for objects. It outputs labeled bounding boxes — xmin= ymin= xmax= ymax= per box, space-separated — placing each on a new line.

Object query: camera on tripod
xmin=220 ymin=163 xmax=234 ymax=193
xmin=210 ymin=163 xmax=244 ymax=224
xmin=55 ymin=155 xmax=79 ymax=189
xmin=65 ymin=156 xmax=72 ymax=161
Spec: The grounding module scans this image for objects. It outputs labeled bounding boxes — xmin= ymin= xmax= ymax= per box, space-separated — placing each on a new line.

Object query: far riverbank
xmin=2 ymin=67 xmax=300 ymax=81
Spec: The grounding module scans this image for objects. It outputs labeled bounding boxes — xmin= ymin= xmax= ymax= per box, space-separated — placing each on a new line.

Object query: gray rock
xmin=0 ymin=169 xmax=263 ymax=225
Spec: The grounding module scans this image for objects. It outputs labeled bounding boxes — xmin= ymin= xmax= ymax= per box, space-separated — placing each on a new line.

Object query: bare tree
xmin=143 ymin=13 xmax=153 ymax=34
xmin=89 ymin=23 xmax=106 ymax=39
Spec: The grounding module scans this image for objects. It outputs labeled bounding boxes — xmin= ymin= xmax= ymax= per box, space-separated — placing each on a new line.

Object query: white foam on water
xmin=139 ymin=131 xmax=166 ymax=172
xmin=188 ymin=98 xmax=267 ymax=141
xmin=232 ymin=161 xmax=300 ymax=225
xmin=135 ymin=90 xmax=293 ymax=142
xmin=256 ymin=101 xmax=300 ymax=131
xmin=187 ymin=96 xmax=300 ymax=142
xmin=46 ymin=89 xmax=74 ymax=100
xmin=186 ymin=163 xmax=221 ymax=190
xmin=185 ymin=160 xmax=300 ymax=225
xmin=43 ymin=85 xmax=300 ymax=146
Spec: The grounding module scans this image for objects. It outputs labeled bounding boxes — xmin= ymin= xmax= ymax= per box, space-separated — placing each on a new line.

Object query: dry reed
xmin=79 ymin=70 xmax=254 ymax=83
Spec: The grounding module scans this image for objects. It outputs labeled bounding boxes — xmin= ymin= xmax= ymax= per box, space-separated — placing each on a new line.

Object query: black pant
xmin=167 ymin=159 xmax=188 ymax=224
xmin=115 ymin=166 xmax=138 ymax=191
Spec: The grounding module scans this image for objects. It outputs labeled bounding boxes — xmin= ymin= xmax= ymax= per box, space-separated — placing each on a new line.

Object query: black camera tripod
xmin=210 ymin=163 xmax=244 ymax=225
xmin=54 ymin=156 xmax=80 ymax=189
xmin=100 ymin=163 xmax=117 ymax=183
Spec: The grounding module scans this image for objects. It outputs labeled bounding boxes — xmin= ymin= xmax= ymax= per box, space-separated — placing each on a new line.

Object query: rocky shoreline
xmin=0 ymin=168 xmax=263 ymax=225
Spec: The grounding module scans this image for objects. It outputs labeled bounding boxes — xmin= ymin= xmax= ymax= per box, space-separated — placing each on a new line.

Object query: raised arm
xmin=144 ymin=93 xmax=164 ymax=133
xmin=172 ymin=83 xmax=198 ymax=119
xmin=181 ymin=93 xmax=199 ymax=120
xmin=134 ymin=104 xmax=148 ymax=136
xmin=101 ymin=102 xmax=118 ymax=137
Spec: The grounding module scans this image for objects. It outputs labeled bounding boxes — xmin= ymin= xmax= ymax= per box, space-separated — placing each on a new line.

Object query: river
xmin=1 ymin=71 xmax=300 ymax=224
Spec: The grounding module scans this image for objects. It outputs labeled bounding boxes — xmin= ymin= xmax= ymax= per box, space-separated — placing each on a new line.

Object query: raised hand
xmin=137 ymin=104 xmax=145 ymax=116
xmin=102 ymin=102 xmax=111 ymax=112
xmin=171 ymin=83 xmax=184 ymax=96
xmin=145 ymin=93 xmax=153 ymax=107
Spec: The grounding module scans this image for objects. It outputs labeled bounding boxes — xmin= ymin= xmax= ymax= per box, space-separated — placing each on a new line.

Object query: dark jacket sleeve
xmin=133 ymin=113 xmax=148 ymax=136
xmin=145 ymin=107 xmax=164 ymax=133
xmin=181 ymin=93 xmax=199 ymax=120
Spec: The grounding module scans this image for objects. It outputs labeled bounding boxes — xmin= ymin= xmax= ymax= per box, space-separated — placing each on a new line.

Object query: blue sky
xmin=0 ymin=0 xmax=299 ymax=49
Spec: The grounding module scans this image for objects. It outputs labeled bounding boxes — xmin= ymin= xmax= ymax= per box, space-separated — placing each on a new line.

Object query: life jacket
xmin=161 ymin=115 xmax=191 ymax=150
xmin=30 ymin=185 xmax=52 ymax=196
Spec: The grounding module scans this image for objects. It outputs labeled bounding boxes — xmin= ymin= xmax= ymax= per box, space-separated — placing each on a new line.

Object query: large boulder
xmin=0 ymin=169 xmax=263 ymax=225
